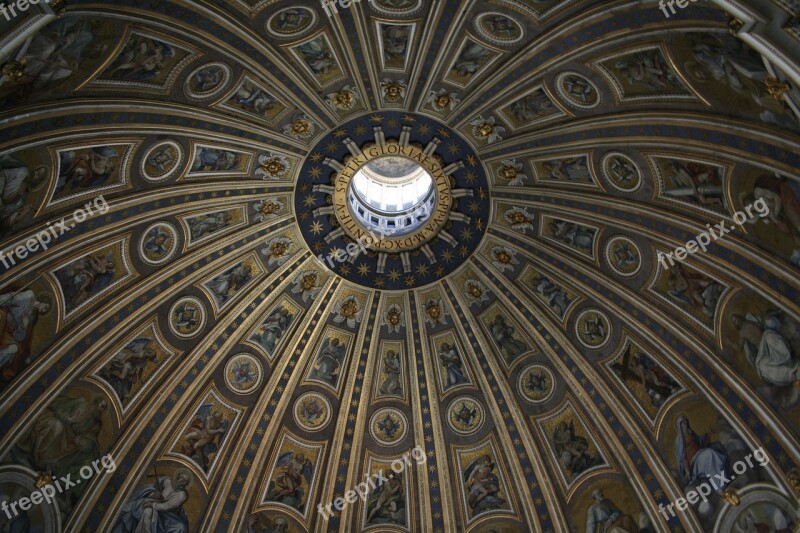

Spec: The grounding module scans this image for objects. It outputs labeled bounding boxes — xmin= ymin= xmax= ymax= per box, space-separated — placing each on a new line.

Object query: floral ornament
xmin=383 ymin=303 xmax=405 ymax=333
xmin=255 ymin=152 xmax=290 ymax=180
xmin=489 ymin=246 xmax=519 ymax=272
xmin=292 ymin=270 xmax=321 ymax=302
xmin=424 ymin=297 xmax=448 ymax=327
xmin=254 ymin=198 xmax=285 ymax=223
xmin=262 ymin=236 xmax=293 ymax=266
xmin=427 ymin=89 xmax=460 ymax=112
xmin=2 ymin=60 xmax=26 ymax=82
xmin=503 ymin=206 xmax=535 ymax=233
xmin=381 ymin=79 xmax=407 ymax=103
xmin=470 ymin=116 xmax=505 ymax=144
xmin=326 ymin=85 xmax=359 ymax=111
xmin=282 ymin=113 xmax=316 ymax=139
xmin=497 ymin=159 xmax=526 ymax=186
xmin=332 ymin=295 xmax=364 ymax=328
xmin=463 ymin=279 xmax=489 ymax=306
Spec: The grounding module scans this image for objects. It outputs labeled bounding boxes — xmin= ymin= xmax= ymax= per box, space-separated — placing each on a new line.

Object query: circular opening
xmin=348 ymin=155 xmax=436 ymax=236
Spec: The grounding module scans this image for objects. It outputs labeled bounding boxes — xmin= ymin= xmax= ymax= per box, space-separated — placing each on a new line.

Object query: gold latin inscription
xmin=332 ymin=141 xmax=454 ymax=252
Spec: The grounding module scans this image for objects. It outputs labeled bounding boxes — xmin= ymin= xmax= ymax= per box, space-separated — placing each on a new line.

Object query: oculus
xmin=349 ymin=155 xmax=435 ymax=237
xmin=333 ymin=141 xmax=452 ymax=252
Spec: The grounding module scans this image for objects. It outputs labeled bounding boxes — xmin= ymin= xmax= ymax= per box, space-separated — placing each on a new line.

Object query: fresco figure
xmin=745 ymin=174 xmax=800 ymax=263
xmin=438 ymin=342 xmax=467 ymax=387
xmin=191 ymin=148 xmax=242 ymax=173
xmin=552 ymin=420 xmax=603 ymax=477
xmin=56 ymin=146 xmax=119 ymax=193
xmin=663 ymin=159 xmax=724 ymax=208
xmin=675 ymin=416 xmax=730 ymax=492
xmin=187 ymin=212 xmax=233 ymax=240
xmin=15 ymin=393 xmax=107 ymax=477
xmin=379 ymin=350 xmax=401 ymax=395
xmin=665 ymin=264 xmax=725 ymax=319
xmin=230 ymin=82 xmax=277 ymax=115
xmin=0 ymin=289 xmax=51 ymax=382
xmin=309 ymin=338 xmax=344 ymax=386
xmin=100 ymin=337 xmax=158 ymax=405
xmin=104 ymin=35 xmax=175 ymax=81
xmin=585 ymin=488 xmax=649 ymax=533
xmin=265 ymin=452 xmax=313 ymax=512
xmin=542 ymin=157 xmax=588 ymax=181
xmin=181 ymin=404 xmax=228 ymax=471
xmin=531 ymin=275 xmax=572 ymax=318
xmin=731 ymin=311 xmax=800 ymax=389
xmin=252 ymin=307 xmax=294 ymax=358
xmin=612 ymin=347 xmax=680 ymax=408
xmin=366 ymin=474 xmax=404 ymax=525
xmin=614 ymin=50 xmax=681 ymax=91
xmin=489 ymin=315 xmax=528 ymax=360
xmin=509 ymin=91 xmax=557 ymax=122
xmin=381 ymin=25 xmax=410 ymax=62
xmin=463 ymin=455 xmax=505 ymax=517
xmin=113 ymin=469 xmax=191 ymax=533
xmin=54 ymin=252 xmax=116 ymax=310
xmin=207 ymin=263 xmax=252 ymax=305
xmin=296 ymin=37 xmax=336 ymax=75
xmin=452 ymin=41 xmax=491 ymax=78
xmin=549 ymin=220 xmax=595 ymax=251
xmin=0 ymin=155 xmax=48 ymax=234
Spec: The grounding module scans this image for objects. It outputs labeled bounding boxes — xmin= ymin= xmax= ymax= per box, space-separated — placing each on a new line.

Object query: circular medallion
xmin=601 ymin=152 xmax=641 ymax=192
xmin=184 ymin=63 xmax=231 ymax=100
xmin=0 ymin=466 xmax=61 ymax=531
xmin=169 ymin=296 xmax=207 ymax=339
xmin=447 ymin=396 xmax=484 ymax=435
xmin=715 ymin=487 xmax=798 ymax=532
xmin=475 ymin=12 xmax=524 ymax=45
xmin=604 ymin=236 xmax=642 ymax=277
xmin=575 ymin=309 xmax=612 ymax=349
xmin=555 ymin=72 xmax=600 ymax=109
xmin=517 ymin=364 xmax=554 ymax=404
xmin=370 ymin=0 xmax=423 ymax=16
xmin=369 ymin=407 xmax=408 ymax=445
xmin=295 ymin=111 xmax=489 ymax=290
xmin=266 ymin=7 xmax=316 ymax=38
xmin=224 ymin=353 xmax=263 ymax=394
xmin=140 ymin=222 xmax=178 ymax=265
xmin=293 ymin=392 xmax=332 ymax=431
xmin=141 ymin=141 xmax=183 ymax=182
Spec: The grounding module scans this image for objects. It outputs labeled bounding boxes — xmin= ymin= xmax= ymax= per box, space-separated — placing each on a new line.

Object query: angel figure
xmin=144 ymin=226 xmax=171 ymax=256
xmin=366 ymin=473 xmax=404 ymax=524
xmin=182 ymin=404 xmax=228 ymax=471
xmin=463 ymin=455 xmax=504 ymax=516
xmin=266 ymin=452 xmax=313 ymax=511
xmin=173 ymin=301 xmax=199 ymax=332
xmin=56 ymin=252 xmax=116 ymax=309
xmin=100 ymin=337 xmax=157 ymax=404
xmin=309 ymin=338 xmax=344 ymax=386
xmin=232 ymin=359 xmax=257 ymax=389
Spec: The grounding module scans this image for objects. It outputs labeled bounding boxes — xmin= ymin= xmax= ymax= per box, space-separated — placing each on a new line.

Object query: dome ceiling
xmin=0 ymin=0 xmax=799 ymax=532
